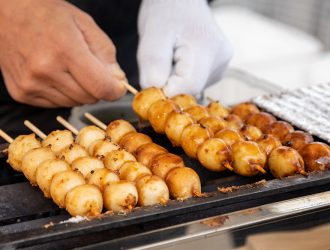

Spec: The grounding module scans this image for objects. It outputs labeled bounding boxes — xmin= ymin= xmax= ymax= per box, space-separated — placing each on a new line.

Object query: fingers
xmin=137 ymin=32 xmax=175 ymax=89
xmin=163 ymin=44 xmax=211 ymax=97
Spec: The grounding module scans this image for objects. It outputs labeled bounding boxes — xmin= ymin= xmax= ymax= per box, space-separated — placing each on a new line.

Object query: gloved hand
xmin=138 ymin=0 xmax=233 ymax=97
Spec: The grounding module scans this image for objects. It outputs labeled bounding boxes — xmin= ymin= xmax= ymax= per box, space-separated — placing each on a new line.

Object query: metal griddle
xmin=1 ymin=83 xmax=330 ymax=249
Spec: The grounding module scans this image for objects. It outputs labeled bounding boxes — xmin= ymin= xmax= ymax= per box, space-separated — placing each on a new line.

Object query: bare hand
xmin=0 ymin=0 xmax=126 ymax=107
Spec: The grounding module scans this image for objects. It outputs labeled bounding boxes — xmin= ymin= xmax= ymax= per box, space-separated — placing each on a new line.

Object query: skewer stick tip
xmin=255 ymin=165 xmax=266 ymax=174
xmin=0 ymin=129 xmax=14 ymax=143
xmin=24 ymin=120 xmax=47 ymax=139
xmin=223 ymin=161 xmax=234 ymax=171
xmin=56 ymin=116 xmax=79 ymax=135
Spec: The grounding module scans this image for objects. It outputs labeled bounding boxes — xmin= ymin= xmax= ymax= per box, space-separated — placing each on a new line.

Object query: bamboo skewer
xmin=84 ymin=113 xmax=107 ymax=130
xmin=122 ymin=80 xmax=138 ymax=95
xmin=56 ymin=116 xmax=79 ymax=135
xmin=24 ymin=120 xmax=47 ymax=140
xmin=0 ymin=129 xmax=14 ymax=143
xmin=84 ymin=113 xmax=107 ymax=129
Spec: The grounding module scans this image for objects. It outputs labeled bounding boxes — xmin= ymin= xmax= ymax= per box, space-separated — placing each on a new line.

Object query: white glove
xmin=137 ymin=0 xmax=233 ymax=97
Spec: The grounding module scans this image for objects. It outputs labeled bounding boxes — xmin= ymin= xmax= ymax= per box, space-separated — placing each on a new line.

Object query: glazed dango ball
xmin=65 ymin=184 xmax=103 ymax=217
xmin=132 ymin=87 xmax=166 ymax=120
xmin=136 ymin=175 xmax=169 ymax=206
xmin=207 ymin=101 xmax=229 ymax=118
xmin=268 ymin=146 xmax=305 ymax=178
xmin=71 ymin=156 xmax=104 ymax=178
xmin=59 ymin=143 xmax=88 ymax=164
xmin=247 ymin=112 xmax=276 ymax=133
xmin=256 ymin=134 xmax=281 ymax=156
xmin=151 ymin=153 xmax=185 ymax=179
xmin=7 ymin=134 xmax=41 ymax=172
xmin=300 ymin=142 xmax=330 ymax=172
xmin=118 ymin=161 xmax=152 ymax=182
xmin=283 ymin=131 xmax=314 ymax=152
xmin=135 ymin=143 xmax=168 ymax=167
xmin=231 ymin=102 xmax=260 ymax=121
xmin=171 ymin=94 xmax=197 ymax=110
xmin=266 ymin=121 xmax=294 ymax=143
xmin=42 ymin=130 xmax=74 ymax=155
xmin=181 ymin=124 xmax=213 ymax=158
xmin=197 ymin=138 xmax=232 ymax=172
xmin=165 ymin=167 xmax=201 ymax=199
xmin=148 ymin=99 xmax=180 ymax=134
xmin=240 ymin=125 xmax=262 ymax=141
xmin=119 ymin=132 xmax=152 ymax=154
xmin=86 ymin=168 xmax=120 ymax=192
xmin=199 ymin=116 xmax=227 ymax=134
xmin=88 ymin=138 xmax=119 ymax=157
xmin=215 ymin=128 xmax=244 ymax=148
xmin=184 ymin=105 xmax=209 ymax=122
xmin=36 ymin=159 xmax=71 ymax=198
xmin=21 ymin=147 xmax=56 ymax=185
xmin=231 ymin=141 xmax=267 ymax=176
xmin=106 ymin=119 xmax=136 ymax=143
xmin=50 ymin=170 xmax=85 ymax=208
xmin=76 ymin=125 xmax=105 ymax=150
xmin=103 ymin=181 xmax=138 ymax=212
xmin=104 ymin=149 xmax=136 ymax=172
xmin=224 ymin=114 xmax=244 ymax=130
xmin=164 ymin=111 xmax=195 ymax=147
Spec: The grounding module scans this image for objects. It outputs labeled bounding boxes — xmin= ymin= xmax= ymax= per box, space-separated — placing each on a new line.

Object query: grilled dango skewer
xmin=247 ymin=112 xmax=276 ymax=133
xmin=171 ymin=94 xmax=197 ymax=110
xmin=105 ymin=119 xmax=136 ymax=144
xmin=50 ymin=170 xmax=86 ymax=208
xmin=147 ymin=99 xmax=180 ymax=134
xmin=231 ymin=102 xmax=260 ymax=121
xmin=224 ymin=114 xmax=244 ymax=130
xmin=300 ymin=142 xmax=330 ymax=172
xmin=240 ymin=125 xmax=262 ymax=141
xmin=65 ymin=184 xmax=103 ymax=217
xmin=119 ymin=132 xmax=152 ymax=154
xmin=197 ymin=138 xmax=233 ymax=172
xmin=71 ymin=156 xmax=104 ymax=178
xmin=268 ymin=146 xmax=306 ymax=178
xmin=132 ymin=87 xmax=166 ymax=120
xmin=215 ymin=128 xmax=244 ymax=148
xmin=164 ymin=111 xmax=195 ymax=147
xmin=7 ymin=134 xmax=41 ymax=172
xmin=206 ymin=101 xmax=229 ymax=118
xmin=184 ymin=105 xmax=210 ymax=122
xmin=181 ymin=124 xmax=213 ymax=158
xmin=59 ymin=143 xmax=88 ymax=164
xmin=103 ymin=180 xmax=138 ymax=212
xmin=199 ymin=116 xmax=227 ymax=134
xmin=150 ymin=153 xmax=185 ymax=179
xmin=231 ymin=141 xmax=267 ymax=176
xmin=256 ymin=134 xmax=281 ymax=156
xmin=266 ymin=121 xmax=294 ymax=143
xmin=104 ymin=149 xmax=137 ymax=172
xmin=36 ymin=159 xmax=71 ymax=198
xmin=165 ymin=167 xmax=201 ymax=199
xmin=135 ymin=143 xmax=168 ymax=168
xmin=118 ymin=161 xmax=152 ymax=182
xmin=86 ymin=168 xmax=120 ymax=192
xmin=75 ymin=125 xmax=106 ymax=150
xmin=283 ymin=131 xmax=314 ymax=152
xmin=21 ymin=147 xmax=56 ymax=185
xmin=136 ymin=175 xmax=169 ymax=206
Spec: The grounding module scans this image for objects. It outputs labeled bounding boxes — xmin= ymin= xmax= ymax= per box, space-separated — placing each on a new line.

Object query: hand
xmin=0 ymin=0 xmax=126 ymax=107
xmin=138 ymin=0 xmax=233 ymax=97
